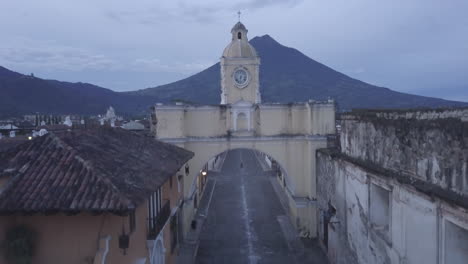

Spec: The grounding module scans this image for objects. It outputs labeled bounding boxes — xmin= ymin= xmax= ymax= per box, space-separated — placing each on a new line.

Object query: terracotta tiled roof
xmin=0 ymin=127 xmax=193 ymax=214
xmin=0 ymin=137 xmax=29 ymax=152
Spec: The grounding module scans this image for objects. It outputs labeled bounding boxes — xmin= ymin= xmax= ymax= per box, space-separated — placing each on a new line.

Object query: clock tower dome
xmin=220 ymin=21 xmax=261 ymax=104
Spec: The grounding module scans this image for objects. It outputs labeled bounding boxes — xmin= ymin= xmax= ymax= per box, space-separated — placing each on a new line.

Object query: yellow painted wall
xmin=154 ymin=102 xmax=335 ymax=139
xmin=0 ymin=209 xmax=148 ymax=264
xmin=0 ymin=174 xmax=185 ymax=264
xmin=153 ymin=101 xmax=335 ymax=238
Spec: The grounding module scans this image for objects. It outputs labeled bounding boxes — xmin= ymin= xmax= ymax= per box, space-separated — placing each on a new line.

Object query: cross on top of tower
xmin=237 ymin=11 xmax=241 ymax=22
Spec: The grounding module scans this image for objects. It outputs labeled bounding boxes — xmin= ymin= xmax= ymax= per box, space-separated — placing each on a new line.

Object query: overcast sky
xmin=1 ymin=0 xmax=467 ymax=101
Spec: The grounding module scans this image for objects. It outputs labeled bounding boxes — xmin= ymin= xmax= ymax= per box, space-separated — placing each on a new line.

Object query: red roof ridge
xmin=49 ymin=131 xmax=134 ymax=209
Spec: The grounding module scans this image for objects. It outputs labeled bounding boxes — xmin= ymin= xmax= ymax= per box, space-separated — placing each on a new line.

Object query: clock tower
xmin=220 ymin=21 xmax=261 ymax=105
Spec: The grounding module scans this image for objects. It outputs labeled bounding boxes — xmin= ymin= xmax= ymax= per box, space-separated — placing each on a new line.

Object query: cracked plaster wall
xmin=318 ymin=109 xmax=468 ymax=264
xmin=340 ymin=110 xmax=468 ymax=196
xmin=317 ymin=151 xmax=442 ymax=264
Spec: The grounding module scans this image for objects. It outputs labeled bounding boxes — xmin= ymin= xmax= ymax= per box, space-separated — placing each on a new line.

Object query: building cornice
xmin=158 ymin=135 xmax=327 ymax=144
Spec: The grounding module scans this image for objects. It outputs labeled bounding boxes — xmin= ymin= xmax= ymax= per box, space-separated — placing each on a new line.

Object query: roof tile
xmin=0 ymin=127 xmax=193 ymax=214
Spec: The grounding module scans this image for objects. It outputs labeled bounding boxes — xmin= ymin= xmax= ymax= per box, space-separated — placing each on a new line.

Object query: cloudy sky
xmin=1 ymin=0 xmax=467 ymax=101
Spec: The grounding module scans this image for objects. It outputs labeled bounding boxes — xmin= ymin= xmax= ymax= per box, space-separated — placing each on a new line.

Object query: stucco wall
xmin=340 ymin=110 xmax=468 ymax=196
xmin=154 ymin=101 xmax=335 ymax=139
xmin=0 ymin=175 xmax=184 ymax=264
xmin=0 ymin=208 xmax=148 ymax=264
xmin=160 ymin=171 xmax=185 ymax=264
xmin=155 ymin=109 xmax=185 ymax=138
xmin=317 ymin=150 xmax=468 ymax=264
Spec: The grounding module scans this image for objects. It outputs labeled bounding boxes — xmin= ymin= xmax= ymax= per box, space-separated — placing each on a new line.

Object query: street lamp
xmin=201 ymin=171 xmax=207 ymax=176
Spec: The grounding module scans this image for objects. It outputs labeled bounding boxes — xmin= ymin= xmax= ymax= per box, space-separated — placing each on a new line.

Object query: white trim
xmin=154 ymin=102 xmax=334 ymax=112
xmin=152 ymin=235 xmax=165 ymax=264
xmin=232 ymin=100 xmax=253 ymax=107
xmin=98 ymin=235 xmax=111 ymax=264
xmin=154 ymin=105 xmax=221 ymax=111
xmin=160 ymin=135 xmax=328 ymax=144
xmin=220 ymin=59 xmax=260 ymax=65
xmin=258 ymin=103 xmax=334 ymax=110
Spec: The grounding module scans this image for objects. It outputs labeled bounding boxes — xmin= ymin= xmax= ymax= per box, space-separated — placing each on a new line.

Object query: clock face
xmin=233 ymin=69 xmax=249 ymax=88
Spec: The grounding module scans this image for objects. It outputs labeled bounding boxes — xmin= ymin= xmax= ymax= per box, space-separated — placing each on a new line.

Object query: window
xmin=148 ymin=188 xmax=162 ymax=231
xmin=238 ymin=32 xmax=242 ymax=39
xmin=236 ymin=112 xmax=248 ymax=131
xmin=177 ymin=175 xmax=182 ymax=193
xmin=185 ymin=165 xmax=190 ymax=175
xmin=444 ymin=220 xmax=468 ymax=264
xmin=369 ymin=183 xmax=391 ymax=239
xmin=129 ymin=211 xmax=136 ymax=233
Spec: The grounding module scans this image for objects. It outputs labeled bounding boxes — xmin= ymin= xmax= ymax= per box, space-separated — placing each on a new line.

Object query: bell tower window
xmin=237 ymin=32 xmax=242 ymax=39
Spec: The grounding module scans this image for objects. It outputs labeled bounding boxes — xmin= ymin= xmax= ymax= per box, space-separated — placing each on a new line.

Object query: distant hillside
xmin=0 ymin=66 xmax=157 ymax=117
xmin=131 ymin=35 xmax=468 ymax=110
xmin=1 ymin=34 xmax=466 ymax=118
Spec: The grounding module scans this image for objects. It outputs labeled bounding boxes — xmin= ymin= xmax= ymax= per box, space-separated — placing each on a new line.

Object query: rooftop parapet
xmin=340 ymin=107 xmax=468 ymax=121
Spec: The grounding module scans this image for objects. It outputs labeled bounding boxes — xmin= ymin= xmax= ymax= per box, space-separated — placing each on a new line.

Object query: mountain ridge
xmin=130 ymin=34 xmax=468 ymax=110
xmin=0 ymin=66 xmax=157 ymax=117
xmin=1 ymin=34 xmax=467 ymax=118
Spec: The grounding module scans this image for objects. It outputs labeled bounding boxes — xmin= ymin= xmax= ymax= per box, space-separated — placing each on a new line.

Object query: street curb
xmin=252 ymin=150 xmax=271 ymax=172
xmin=268 ymin=176 xmax=291 ymax=218
xmin=177 ymin=178 xmax=217 ymax=264
xmin=212 ymin=151 xmax=227 ymax=172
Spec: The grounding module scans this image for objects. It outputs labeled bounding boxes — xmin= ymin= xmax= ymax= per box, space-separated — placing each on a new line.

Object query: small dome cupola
xmin=222 ymin=20 xmax=258 ymax=58
xmin=231 ymin=22 xmax=248 ymax=41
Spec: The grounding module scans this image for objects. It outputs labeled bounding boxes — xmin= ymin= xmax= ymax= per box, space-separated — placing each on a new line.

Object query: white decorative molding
xmin=154 ymin=105 xmax=221 ymax=111
xmin=161 ymin=135 xmax=328 ymax=144
xmin=147 ymin=232 xmax=166 ymax=264
xmin=93 ymin=235 xmax=111 ymax=264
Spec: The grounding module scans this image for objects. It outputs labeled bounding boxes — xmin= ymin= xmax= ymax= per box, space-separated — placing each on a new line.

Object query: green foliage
xmin=2 ymin=225 xmax=37 ymax=264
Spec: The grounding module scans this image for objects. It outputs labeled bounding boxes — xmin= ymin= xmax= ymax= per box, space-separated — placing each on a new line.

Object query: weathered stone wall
xmin=340 ymin=109 xmax=468 ymax=196
xmin=317 ymin=108 xmax=468 ymax=264
xmin=343 ymin=108 xmax=468 ymax=121
xmin=317 ymin=149 xmax=468 ymax=264
xmin=316 ymin=151 xmax=359 ymax=264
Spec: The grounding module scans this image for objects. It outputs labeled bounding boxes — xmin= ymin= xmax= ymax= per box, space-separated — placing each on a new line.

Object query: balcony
xmin=148 ymin=200 xmax=171 ymax=240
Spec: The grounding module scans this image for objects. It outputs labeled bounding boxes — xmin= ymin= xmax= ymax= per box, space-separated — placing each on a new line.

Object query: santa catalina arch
xmin=151 ymin=21 xmax=335 ymax=237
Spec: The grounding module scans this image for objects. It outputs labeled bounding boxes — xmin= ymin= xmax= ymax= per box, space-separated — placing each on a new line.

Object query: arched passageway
xmin=172 ymin=136 xmax=327 ymax=241
xmin=194 ymin=149 xmax=294 ymax=263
